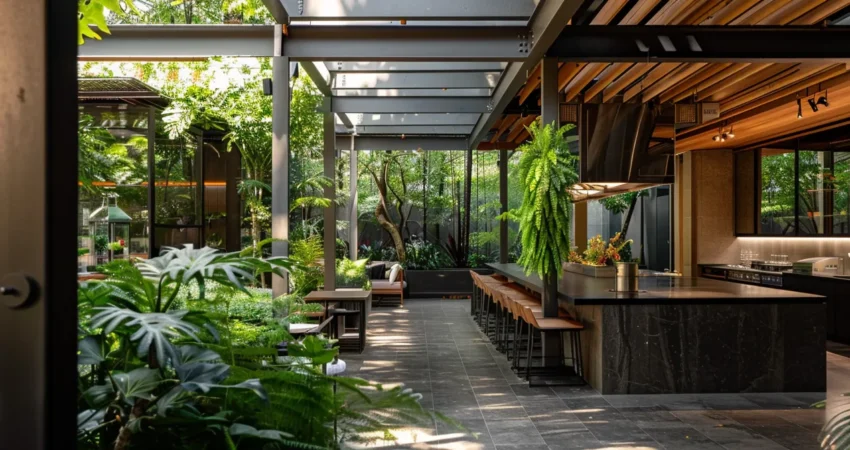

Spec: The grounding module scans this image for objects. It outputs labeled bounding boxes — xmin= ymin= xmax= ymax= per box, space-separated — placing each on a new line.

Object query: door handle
xmin=1 ymin=273 xmax=38 ymax=309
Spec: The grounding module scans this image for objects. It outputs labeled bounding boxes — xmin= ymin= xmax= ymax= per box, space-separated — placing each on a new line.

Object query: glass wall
xmin=759 ymin=149 xmax=796 ymax=235
xmin=78 ymin=105 xmax=151 ymax=270
xmin=739 ymin=136 xmax=850 ymax=237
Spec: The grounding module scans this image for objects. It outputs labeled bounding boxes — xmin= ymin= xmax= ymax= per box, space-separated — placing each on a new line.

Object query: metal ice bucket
xmin=614 ymin=262 xmax=639 ymax=293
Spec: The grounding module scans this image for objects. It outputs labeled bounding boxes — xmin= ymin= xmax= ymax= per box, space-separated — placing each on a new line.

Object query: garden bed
xmin=406 ymin=268 xmax=493 ymax=299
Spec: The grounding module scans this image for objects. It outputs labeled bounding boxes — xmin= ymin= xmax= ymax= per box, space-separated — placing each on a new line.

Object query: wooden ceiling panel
xmin=661 ymin=64 xmax=733 ymax=103
xmin=506 ymin=115 xmax=537 ymax=142
xmin=642 ymin=63 xmax=707 ymax=101
xmin=558 ymin=62 xmax=587 ymax=92
xmin=590 ymin=0 xmax=630 ymax=24
xmin=702 ymin=0 xmax=763 ymax=24
xmin=603 ymin=63 xmax=652 ymax=102
xmin=583 ymin=63 xmax=633 ymax=100
xmin=760 ymin=0 xmax=826 ymax=25
xmin=623 ymin=63 xmax=682 ymax=102
xmin=722 ymin=63 xmax=838 ymax=113
xmin=676 ymin=73 xmax=850 ymax=153
xmin=490 ymin=114 xmax=519 ymax=143
xmin=705 ymin=64 xmax=795 ymax=103
xmin=620 ymin=0 xmax=664 ymax=24
xmin=696 ymin=63 xmax=772 ymax=102
xmin=791 ymin=0 xmax=850 ymax=24
xmin=565 ymin=64 xmax=609 ymax=101
xmin=730 ymin=0 xmax=793 ymax=24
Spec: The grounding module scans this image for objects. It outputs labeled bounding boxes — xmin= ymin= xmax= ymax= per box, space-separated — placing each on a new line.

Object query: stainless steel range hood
xmin=579 ymin=103 xmax=674 ymax=184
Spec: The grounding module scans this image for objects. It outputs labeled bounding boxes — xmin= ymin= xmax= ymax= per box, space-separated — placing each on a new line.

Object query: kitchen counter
xmin=488 ymin=263 xmax=822 ymax=305
xmin=486 ymin=263 xmax=826 ymax=395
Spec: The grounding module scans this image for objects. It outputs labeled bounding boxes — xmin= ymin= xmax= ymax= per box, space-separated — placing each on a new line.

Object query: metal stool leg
xmin=525 ymin=327 xmax=535 ymax=381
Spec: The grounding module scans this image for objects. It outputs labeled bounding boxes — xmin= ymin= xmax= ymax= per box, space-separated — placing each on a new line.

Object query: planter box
xmin=407 ymin=268 xmax=493 ymax=299
xmin=563 ymin=262 xmax=615 ymax=278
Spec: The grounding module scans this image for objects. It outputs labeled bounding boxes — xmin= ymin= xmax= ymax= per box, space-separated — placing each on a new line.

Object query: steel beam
xmin=326 ymin=62 xmax=507 ymax=73
xmin=77 ymin=25 xmax=275 ymax=60
xmin=541 ymin=57 xmax=559 ymax=128
xmin=354 ymin=125 xmax=472 ymax=135
xmin=283 ymin=25 xmax=528 ymax=61
xmin=337 ymin=136 xmax=467 ymax=151
xmin=261 ymin=0 xmax=289 ymax=24
xmin=333 ymin=89 xmax=491 ymax=97
xmin=344 ymin=113 xmax=481 ymax=126
xmin=323 ymin=97 xmax=491 ymax=113
xmin=468 ymin=0 xmax=583 ymax=148
xmin=333 ymin=72 xmax=499 ymax=89
xmin=299 ymin=61 xmax=354 ymax=129
xmin=281 ymin=0 xmax=535 ymax=20
xmin=549 ymin=26 xmax=850 ymax=63
xmin=323 ymin=113 xmax=336 ymax=290
xmin=271 ymin=51 xmax=291 ymax=298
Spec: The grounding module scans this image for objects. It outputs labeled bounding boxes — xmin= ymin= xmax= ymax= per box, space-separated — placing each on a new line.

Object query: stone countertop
xmin=701 ymin=263 xmax=850 ymax=282
xmin=487 ymin=263 xmax=824 ymax=305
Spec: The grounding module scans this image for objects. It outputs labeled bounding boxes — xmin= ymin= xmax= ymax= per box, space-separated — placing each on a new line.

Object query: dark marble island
xmin=486 ymin=263 xmax=826 ymax=395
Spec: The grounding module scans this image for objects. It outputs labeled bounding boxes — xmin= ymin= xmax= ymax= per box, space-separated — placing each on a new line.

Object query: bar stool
xmin=477 ymin=276 xmax=510 ymax=333
xmin=519 ymin=305 xmax=584 ymax=385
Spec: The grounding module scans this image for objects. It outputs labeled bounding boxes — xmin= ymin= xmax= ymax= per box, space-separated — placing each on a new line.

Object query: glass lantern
xmin=87 ymin=195 xmax=132 ymax=264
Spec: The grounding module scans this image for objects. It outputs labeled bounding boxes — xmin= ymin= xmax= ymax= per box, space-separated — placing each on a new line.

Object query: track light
xmin=817 ymin=90 xmax=829 ymax=108
xmin=797 ymin=98 xmax=803 ymax=119
xmin=808 ymin=97 xmax=818 ymax=112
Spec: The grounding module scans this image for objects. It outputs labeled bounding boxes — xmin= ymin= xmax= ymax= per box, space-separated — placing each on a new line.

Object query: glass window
xmin=759 ymin=149 xmax=796 ymax=235
xmin=78 ymin=105 xmax=150 ymax=268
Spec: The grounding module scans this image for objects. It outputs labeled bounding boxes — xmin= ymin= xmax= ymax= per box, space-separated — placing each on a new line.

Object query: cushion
xmin=371 ymin=279 xmax=407 ymax=291
xmin=388 ymin=264 xmax=402 ymax=283
xmin=289 ymin=323 xmax=317 ymax=334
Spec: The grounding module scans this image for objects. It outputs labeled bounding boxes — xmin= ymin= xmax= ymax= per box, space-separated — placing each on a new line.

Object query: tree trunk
xmin=370 ymin=158 xmax=406 ymax=262
xmin=620 ymin=194 xmax=639 ymax=239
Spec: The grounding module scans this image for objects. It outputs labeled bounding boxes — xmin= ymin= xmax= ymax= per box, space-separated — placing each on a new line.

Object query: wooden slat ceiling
xmin=483 ymin=0 xmax=850 ymax=151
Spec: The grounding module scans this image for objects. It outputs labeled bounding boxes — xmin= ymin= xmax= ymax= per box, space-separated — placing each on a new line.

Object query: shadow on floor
xmin=342 ymin=299 xmax=843 ymax=450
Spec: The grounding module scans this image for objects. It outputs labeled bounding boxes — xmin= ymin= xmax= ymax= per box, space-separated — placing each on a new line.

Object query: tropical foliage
xmin=77 ymin=246 xmax=444 ymax=449
xmin=568 ymin=233 xmax=633 ymax=266
xmin=514 ymin=122 xmax=578 ymax=278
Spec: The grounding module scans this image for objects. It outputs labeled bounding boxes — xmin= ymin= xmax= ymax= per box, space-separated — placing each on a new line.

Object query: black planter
xmin=406 ymin=268 xmax=493 ymax=299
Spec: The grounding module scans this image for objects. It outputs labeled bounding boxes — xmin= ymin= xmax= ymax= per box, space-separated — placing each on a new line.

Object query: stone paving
xmin=343 ymin=299 xmax=839 ymax=450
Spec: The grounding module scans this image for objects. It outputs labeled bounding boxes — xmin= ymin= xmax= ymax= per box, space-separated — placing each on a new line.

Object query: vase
xmin=614 ymin=262 xmax=639 ymax=292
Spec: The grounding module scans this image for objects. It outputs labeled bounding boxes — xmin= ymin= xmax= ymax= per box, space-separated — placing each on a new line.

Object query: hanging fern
xmin=515 ymin=121 xmax=578 ymax=279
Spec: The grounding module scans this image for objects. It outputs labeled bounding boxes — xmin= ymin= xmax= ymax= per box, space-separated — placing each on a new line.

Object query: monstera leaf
xmin=78 ymin=336 xmax=106 ymax=365
xmin=90 ymin=307 xmax=200 ymax=366
xmin=174 ymin=345 xmax=222 ymax=366
xmin=84 ymin=368 xmax=162 ymax=407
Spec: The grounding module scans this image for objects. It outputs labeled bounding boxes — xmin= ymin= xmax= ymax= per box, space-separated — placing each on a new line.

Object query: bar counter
xmin=486 ymin=263 xmax=826 ymax=395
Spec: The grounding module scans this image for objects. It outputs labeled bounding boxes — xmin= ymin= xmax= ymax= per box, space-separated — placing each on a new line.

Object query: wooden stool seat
xmin=533 ymin=317 xmax=584 ymax=331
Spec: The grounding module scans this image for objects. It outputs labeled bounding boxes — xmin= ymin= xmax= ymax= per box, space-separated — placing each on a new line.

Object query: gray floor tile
xmin=347 ymin=300 xmax=834 ymax=450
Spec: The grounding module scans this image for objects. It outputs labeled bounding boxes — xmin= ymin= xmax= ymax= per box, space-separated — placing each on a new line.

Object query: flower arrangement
xmin=568 ymin=233 xmax=633 ymax=266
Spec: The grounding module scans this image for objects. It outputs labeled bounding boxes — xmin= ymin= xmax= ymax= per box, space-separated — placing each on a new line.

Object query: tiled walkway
xmin=344 ymin=299 xmax=841 ymax=450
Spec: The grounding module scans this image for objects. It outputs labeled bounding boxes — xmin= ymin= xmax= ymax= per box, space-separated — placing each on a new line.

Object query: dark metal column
xmin=349 ymin=137 xmax=358 ymax=260
xmin=540 ymin=56 xmax=562 ymax=366
xmin=540 ymin=56 xmax=560 ymax=318
xmin=271 ymin=39 xmax=291 ymax=298
xmin=323 ymin=113 xmax=337 ymax=290
xmin=147 ymin=107 xmax=156 ymax=257
xmin=499 ymin=148 xmax=509 ymax=264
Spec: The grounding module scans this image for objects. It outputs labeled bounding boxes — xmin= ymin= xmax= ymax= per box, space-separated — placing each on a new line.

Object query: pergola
xmin=76 ymin=0 xmax=850 ymax=306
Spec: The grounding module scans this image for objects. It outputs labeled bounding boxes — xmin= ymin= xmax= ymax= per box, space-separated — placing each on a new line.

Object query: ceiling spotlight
xmin=808 ymin=97 xmax=818 ymax=112
xmin=817 ymin=91 xmax=829 ymax=108
xmin=720 ymin=134 xmax=726 ymax=142
xmin=727 ymin=125 xmax=735 ymax=139
xmin=797 ymin=98 xmax=803 ymax=119
xmin=712 ymin=134 xmax=721 ymax=142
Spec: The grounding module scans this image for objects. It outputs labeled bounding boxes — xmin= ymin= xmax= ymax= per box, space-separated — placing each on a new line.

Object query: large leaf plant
xmin=78 ymin=245 xmax=444 ymax=449
xmin=514 ymin=121 xmax=578 ymax=280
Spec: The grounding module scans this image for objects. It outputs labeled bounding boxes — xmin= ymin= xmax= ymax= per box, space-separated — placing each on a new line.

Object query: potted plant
xmin=566 ymin=233 xmax=633 ymax=278
xmin=515 ymin=121 xmax=578 ymax=312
